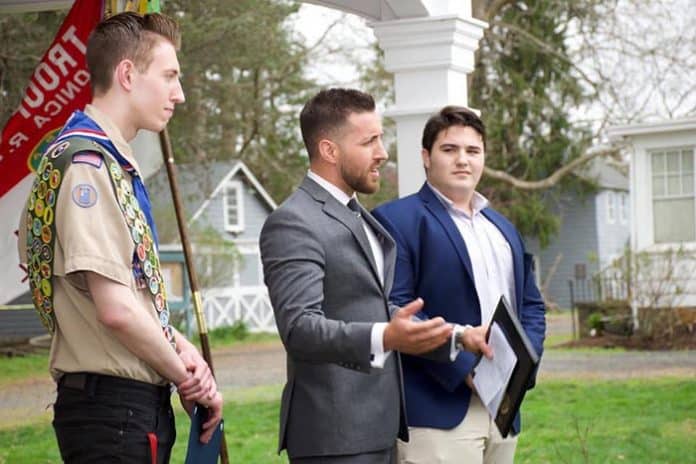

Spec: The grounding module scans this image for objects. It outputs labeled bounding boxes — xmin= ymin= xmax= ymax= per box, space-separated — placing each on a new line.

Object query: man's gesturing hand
xmin=383 ymin=298 xmax=452 ymax=354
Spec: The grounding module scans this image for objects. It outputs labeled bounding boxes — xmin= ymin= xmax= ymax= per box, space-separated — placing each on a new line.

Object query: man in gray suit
xmin=260 ymin=88 xmax=491 ymax=463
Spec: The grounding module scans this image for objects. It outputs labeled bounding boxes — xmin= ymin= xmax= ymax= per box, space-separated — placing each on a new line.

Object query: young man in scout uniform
xmin=18 ymin=12 xmax=222 ymax=463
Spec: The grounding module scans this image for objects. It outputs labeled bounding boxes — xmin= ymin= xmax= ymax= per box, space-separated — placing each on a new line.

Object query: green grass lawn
xmin=1 ymin=378 xmax=694 ymax=464
xmin=0 ymin=325 xmax=279 ymax=388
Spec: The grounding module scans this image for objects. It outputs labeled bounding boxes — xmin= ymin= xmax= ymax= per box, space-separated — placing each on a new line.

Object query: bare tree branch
xmin=483 ymin=146 xmax=620 ymax=190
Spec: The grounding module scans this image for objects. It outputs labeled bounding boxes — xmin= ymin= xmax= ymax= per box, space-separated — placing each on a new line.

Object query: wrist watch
xmin=455 ymin=324 xmax=473 ymax=351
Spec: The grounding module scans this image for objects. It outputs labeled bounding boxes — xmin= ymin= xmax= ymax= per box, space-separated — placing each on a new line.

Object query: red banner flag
xmin=0 ymin=0 xmax=103 ymax=305
xmin=0 ymin=0 xmax=103 ymax=198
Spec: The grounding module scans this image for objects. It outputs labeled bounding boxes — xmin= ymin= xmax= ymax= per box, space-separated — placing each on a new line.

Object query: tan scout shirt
xmin=18 ymin=104 xmax=167 ymax=385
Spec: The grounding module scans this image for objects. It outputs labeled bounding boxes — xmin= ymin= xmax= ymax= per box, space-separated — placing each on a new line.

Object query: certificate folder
xmin=479 ymin=297 xmax=540 ymax=438
xmin=184 ymin=405 xmax=224 ymax=464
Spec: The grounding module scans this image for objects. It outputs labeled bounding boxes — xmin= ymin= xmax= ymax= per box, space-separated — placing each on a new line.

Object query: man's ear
xmin=114 ymin=59 xmax=136 ymax=92
xmin=421 ymin=148 xmax=431 ymax=171
xmin=317 ymin=138 xmax=338 ymax=165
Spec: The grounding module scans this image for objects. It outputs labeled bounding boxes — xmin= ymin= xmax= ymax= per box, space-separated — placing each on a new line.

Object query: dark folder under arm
xmin=477 ymin=297 xmax=540 ymax=438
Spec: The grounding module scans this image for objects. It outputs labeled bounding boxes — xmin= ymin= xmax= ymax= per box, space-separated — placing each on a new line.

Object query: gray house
xmin=147 ymin=160 xmax=278 ymax=332
xmin=527 ymin=158 xmax=631 ymax=309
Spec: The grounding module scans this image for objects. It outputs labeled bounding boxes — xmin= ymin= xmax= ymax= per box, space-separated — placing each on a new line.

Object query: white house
xmin=608 ymin=117 xmax=696 ymax=313
xmin=147 ymin=160 xmax=278 ymax=332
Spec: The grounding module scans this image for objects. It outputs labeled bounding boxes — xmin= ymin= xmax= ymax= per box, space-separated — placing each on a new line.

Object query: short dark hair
xmin=421 ymin=106 xmax=486 ymax=152
xmin=300 ymin=88 xmax=376 ymax=160
xmin=87 ymin=12 xmax=181 ymax=95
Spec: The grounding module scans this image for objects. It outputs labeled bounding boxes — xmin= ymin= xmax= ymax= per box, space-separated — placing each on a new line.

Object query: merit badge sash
xmin=25 ymin=137 xmax=174 ymax=346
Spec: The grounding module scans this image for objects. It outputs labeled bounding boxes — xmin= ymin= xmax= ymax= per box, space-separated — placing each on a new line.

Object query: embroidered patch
xmin=71 ymin=184 xmax=98 ymax=208
xmin=72 ymin=151 xmax=103 ymax=169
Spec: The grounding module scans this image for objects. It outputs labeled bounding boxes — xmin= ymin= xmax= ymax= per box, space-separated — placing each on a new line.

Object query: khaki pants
xmin=397 ymin=394 xmax=517 ymax=464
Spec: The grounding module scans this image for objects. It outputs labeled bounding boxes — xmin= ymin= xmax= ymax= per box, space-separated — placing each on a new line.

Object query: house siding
xmin=595 ymin=190 xmax=631 ymax=269
xmin=527 ymin=194 xmax=600 ymax=309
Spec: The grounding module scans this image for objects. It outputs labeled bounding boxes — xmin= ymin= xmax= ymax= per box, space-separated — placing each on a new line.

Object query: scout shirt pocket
xmin=55 ymin=160 xmax=133 ymax=287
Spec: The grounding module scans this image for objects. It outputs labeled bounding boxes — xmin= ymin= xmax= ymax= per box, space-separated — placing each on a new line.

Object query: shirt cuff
xmin=370 ymin=322 xmax=391 ymax=368
xmin=450 ymin=323 xmax=473 ymax=361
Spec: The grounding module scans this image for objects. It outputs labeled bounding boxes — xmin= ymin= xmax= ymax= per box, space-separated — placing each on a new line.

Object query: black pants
xmin=53 ymin=373 xmax=175 ymax=464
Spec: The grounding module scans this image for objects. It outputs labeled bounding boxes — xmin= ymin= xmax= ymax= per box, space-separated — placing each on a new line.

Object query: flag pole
xmin=159 ymin=128 xmax=230 ymax=464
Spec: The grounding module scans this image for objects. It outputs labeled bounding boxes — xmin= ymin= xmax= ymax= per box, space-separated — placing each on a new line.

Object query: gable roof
xmin=146 ymin=160 xmax=276 ymax=242
xmin=188 ymin=161 xmax=277 ymax=224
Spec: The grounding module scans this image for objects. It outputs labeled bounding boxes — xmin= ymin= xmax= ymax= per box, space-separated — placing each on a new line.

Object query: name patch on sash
xmin=71 ymin=184 xmax=98 ymax=208
xmin=72 ymin=151 xmax=103 ymax=169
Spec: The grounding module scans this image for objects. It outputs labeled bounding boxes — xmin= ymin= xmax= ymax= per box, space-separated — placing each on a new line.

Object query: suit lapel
xmin=419 ymin=184 xmax=476 ymax=286
xmin=300 ymin=177 xmax=385 ymax=288
xmin=360 ymin=205 xmax=396 ymax=294
xmin=481 ymin=208 xmax=524 ymax=310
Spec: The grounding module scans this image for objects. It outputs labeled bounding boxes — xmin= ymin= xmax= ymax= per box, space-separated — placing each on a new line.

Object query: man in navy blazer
xmin=373 ymin=106 xmax=546 ymax=464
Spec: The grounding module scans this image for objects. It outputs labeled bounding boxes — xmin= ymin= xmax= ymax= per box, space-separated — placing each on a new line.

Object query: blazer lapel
xmin=300 ymin=177 xmax=384 ymax=286
xmin=419 ymin=184 xmax=476 ymax=286
xmin=482 ymin=208 xmax=524 ymax=310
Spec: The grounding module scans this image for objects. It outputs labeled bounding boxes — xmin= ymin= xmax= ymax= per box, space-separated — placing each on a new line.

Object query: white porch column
xmin=371 ymin=5 xmax=487 ymax=196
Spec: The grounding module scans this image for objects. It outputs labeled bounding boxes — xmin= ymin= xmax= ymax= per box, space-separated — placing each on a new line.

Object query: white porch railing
xmin=201 ymin=286 xmax=277 ymax=333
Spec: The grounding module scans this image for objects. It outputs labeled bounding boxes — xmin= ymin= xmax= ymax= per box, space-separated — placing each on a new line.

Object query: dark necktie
xmin=347 ymin=198 xmax=362 ymax=217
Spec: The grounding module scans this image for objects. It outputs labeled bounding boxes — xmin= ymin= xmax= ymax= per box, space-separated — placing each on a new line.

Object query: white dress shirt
xmin=429 ymin=183 xmax=516 ymax=324
xmin=307 ymin=171 xmax=390 ymax=368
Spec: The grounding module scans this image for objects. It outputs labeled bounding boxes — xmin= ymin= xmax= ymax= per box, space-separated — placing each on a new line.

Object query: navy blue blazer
xmin=372 ymin=183 xmax=546 ymax=435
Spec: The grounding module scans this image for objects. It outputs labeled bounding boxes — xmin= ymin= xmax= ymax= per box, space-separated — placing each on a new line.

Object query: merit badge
xmin=131 ymin=227 xmax=142 ymax=244
xmin=134 ymin=219 xmax=145 ymax=235
xmin=45 ymin=189 xmax=56 ymax=207
xmin=40 ymin=279 xmax=52 ymax=297
xmin=33 ymin=288 xmax=43 ymax=306
xmin=34 ymin=198 xmax=45 ymax=217
xmin=109 ymin=163 xmax=123 ymax=180
xmin=71 ymin=184 xmax=98 ymax=208
xmin=38 ymin=156 xmax=49 ymax=172
xmin=120 ymin=179 xmax=132 ymax=195
xmin=42 ymin=298 xmax=53 ymax=313
xmin=43 ymin=206 xmax=54 ymax=226
xmin=148 ymin=276 xmax=159 ymax=294
xmin=40 ymin=262 xmax=51 ymax=279
xmin=159 ymin=310 xmax=169 ymax=327
xmin=155 ymin=294 xmax=164 ymax=311
xmin=49 ymin=170 xmax=61 ymax=189
xmin=126 ymin=203 xmax=136 ymax=220
xmin=40 ymin=244 xmax=52 ymax=262
xmin=142 ymin=234 xmax=151 ymax=251
xmin=41 ymin=225 xmax=52 ymax=244
xmin=32 ymin=218 xmax=42 ymax=237
xmin=117 ymin=187 xmax=128 ymax=206
xmin=143 ymin=259 xmax=153 ymax=278
xmin=41 ymin=165 xmax=51 ymax=181
xmin=136 ymin=243 xmax=147 ymax=261
xmin=31 ymin=238 xmax=41 ymax=255
xmin=28 ymin=193 xmax=36 ymax=211
xmin=49 ymin=141 xmax=70 ymax=159
xmin=37 ymin=181 xmax=48 ymax=199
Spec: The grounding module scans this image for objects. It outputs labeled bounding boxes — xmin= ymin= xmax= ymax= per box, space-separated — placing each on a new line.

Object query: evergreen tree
xmin=163 ymin=0 xmax=314 ymax=202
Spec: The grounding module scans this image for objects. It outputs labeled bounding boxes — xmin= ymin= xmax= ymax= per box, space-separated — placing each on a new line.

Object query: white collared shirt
xmin=307 ymin=170 xmax=390 ymax=368
xmin=428 ymin=183 xmax=516 ymax=324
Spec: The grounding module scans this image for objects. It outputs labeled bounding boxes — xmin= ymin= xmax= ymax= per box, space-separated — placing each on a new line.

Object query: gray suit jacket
xmin=260 ymin=176 xmax=408 ymax=459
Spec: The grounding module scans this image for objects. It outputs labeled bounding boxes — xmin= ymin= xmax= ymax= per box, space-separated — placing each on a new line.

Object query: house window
xmin=651 ymin=148 xmax=695 ymax=243
xmin=223 ymin=181 xmax=244 ymax=233
xmin=606 ymin=191 xmax=616 ymax=224
xmin=619 ymin=193 xmax=629 ymax=224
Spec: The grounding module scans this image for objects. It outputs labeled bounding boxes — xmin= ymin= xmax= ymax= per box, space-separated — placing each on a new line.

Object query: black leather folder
xmin=480 ymin=297 xmax=540 ymax=438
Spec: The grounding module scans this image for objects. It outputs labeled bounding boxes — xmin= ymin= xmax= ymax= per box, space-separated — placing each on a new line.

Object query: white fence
xmin=201 ymin=286 xmax=277 ymax=333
